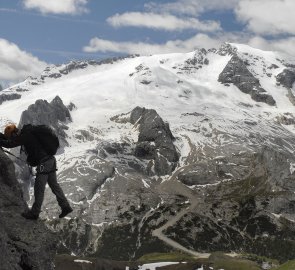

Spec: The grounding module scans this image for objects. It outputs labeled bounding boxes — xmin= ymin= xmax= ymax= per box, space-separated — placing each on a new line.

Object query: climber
xmin=0 ymin=124 xmax=73 ymax=220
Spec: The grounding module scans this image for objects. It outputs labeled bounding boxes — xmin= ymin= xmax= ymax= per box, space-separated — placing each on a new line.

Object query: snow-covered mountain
xmin=1 ymin=43 xmax=295 ymax=262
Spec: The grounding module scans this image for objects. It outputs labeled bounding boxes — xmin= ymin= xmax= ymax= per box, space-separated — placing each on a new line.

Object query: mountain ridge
xmin=1 ymin=42 xmax=295 ymax=265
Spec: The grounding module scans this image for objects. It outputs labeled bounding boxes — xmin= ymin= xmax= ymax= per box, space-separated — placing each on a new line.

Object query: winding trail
xmin=151 ymin=171 xmax=211 ymax=258
xmin=152 ymin=196 xmax=210 ymax=258
xmin=150 ymin=136 xmax=240 ymax=259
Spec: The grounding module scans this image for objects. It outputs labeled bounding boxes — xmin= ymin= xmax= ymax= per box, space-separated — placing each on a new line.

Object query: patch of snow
xmin=74 ymin=259 xmax=93 ymax=264
xmin=290 ymin=163 xmax=295 ymax=174
xmin=272 ymin=213 xmax=281 ymax=219
xmin=142 ymin=179 xmax=150 ymax=188
xmin=138 ymin=262 xmax=179 ymax=270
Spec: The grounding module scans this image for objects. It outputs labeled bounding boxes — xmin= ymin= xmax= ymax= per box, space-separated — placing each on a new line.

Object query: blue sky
xmin=0 ymin=0 xmax=294 ymax=85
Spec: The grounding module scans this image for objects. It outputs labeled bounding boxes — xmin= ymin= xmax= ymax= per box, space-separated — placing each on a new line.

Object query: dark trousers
xmin=31 ymin=156 xmax=70 ymax=215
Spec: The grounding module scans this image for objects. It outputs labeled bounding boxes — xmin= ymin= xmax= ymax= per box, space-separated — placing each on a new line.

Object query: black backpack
xmin=22 ymin=124 xmax=60 ymax=155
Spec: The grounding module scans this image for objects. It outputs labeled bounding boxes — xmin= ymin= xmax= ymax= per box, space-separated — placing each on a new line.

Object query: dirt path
xmin=150 ymin=170 xmax=211 ymax=258
xmin=152 ymin=195 xmax=210 ymax=258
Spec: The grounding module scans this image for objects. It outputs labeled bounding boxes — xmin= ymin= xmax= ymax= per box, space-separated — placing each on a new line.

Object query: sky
xmin=0 ymin=0 xmax=295 ymax=86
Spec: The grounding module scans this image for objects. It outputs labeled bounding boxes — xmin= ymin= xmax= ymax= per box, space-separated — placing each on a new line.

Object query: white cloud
xmin=83 ymin=32 xmax=295 ymax=57
xmin=0 ymin=39 xmax=47 ymax=82
xmin=83 ymin=34 xmax=225 ymax=55
xmin=248 ymin=36 xmax=295 ymax=57
xmin=236 ymin=0 xmax=295 ymax=35
xmin=107 ymin=12 xmax=221 ymax=32
xmin=23 ymin=0 xmax=88 ymax=15
xmin=145 ymin=0 xmax=240 ymax=15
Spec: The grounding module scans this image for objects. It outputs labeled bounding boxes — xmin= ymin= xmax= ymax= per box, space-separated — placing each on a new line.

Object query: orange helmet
xmin=4 ymin=124 xmax=18 ymax=138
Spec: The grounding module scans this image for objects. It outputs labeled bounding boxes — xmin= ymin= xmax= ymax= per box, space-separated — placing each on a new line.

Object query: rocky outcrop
xmin=18 ymin=96 xmax=71 ymax=146
xmin=219 ymin=55 xmax=276 ymax=106
xmin=0 ymin=149 xmax=57 ymax=270
xmin=276 ymin=69 xmax=295 ymax=89
xmin=0 ymin=93 xmax=21 ymax=105
xmin=276 ymin=69 xmax=295 ymax=105
xmin=41 ymin=55 xmax=140 ymax=81
xmin=217 ymin=43 xmax=237 ymax=56
xmin=178 ymin=49 xmax=209 ymax=74
xmin=130 ymin=107 xmax=179 ymax=176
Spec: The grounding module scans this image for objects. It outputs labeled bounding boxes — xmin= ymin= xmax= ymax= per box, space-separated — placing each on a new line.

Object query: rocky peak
xmin=130 ymin=106 xmax=179 ymax=176
xmin=218 ymin=54 xmax=276 ymax=106
xmin=18 ymin=96 xmax=71 ymax=146
xmin=216 ymin=43 xmax=237 ymax=56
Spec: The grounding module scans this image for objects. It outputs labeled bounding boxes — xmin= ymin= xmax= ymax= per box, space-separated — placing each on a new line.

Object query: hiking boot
xmin=59 ymin=206 xmax=73 ymax=218
xmin=21 ymin=211 xmax=39 ymax=220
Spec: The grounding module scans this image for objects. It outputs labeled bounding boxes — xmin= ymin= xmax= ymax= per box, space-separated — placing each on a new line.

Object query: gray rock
xmin=60 ymin=61 xmax=88 ymax=75
xmin=134 ymin=141 xmax=156 ymax=159
xmin=15 ymin=87 xmax=29 ymax=92
xmin=130 ymin=106 xmax=145 ymax=124
xmin=179 ymin=49 xmax=209 ymax=73
xmin=0 ymin=149 xmax=57 ymax=270
xmin=219 ymin=55 xmax=276 ymax=106
xmin=19 ymin=95 xmax=71 ymax=146
xmin=67 ymin=102 xmax=77 ymax=111
xmin=130 ymin=107 xmax=179 ymax=176
xmin=0 ymin=93 xmax=21 ymax=105
xmin=217 ymin=43 xmax=237 ymax=56
xmin=276 ymin=113 xmax=295 ymax=125
xmin=49 ymin=73 xmax=62 ymax=78
xmin=276 ymin=69 xmax=295 ymax=89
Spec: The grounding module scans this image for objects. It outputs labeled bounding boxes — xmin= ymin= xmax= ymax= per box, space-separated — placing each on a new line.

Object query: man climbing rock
xmin=0 ymin=124 xmax=73 ymax=220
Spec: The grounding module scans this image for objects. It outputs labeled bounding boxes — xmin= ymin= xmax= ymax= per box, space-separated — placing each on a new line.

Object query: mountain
xmin=1 ymin=43 xmax=295 ymax=267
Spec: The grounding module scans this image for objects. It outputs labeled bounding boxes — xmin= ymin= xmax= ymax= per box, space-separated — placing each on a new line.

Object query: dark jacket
xmin=0 ymin=126 xmax=48 ymax=166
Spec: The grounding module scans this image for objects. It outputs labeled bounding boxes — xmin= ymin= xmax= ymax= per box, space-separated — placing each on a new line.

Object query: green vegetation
xmin=241 ymin=253 xmax=279 ymax=267
xmin=137 ymin=252 xmax=196 ymax=263
xmin=274 ymin=260 xmax=295 ymax=270
xmin=55 ymin=252 xmax=295 ymax=270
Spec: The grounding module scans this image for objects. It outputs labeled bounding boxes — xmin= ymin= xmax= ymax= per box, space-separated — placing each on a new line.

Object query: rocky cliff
xmin=0 ymin=149 xmax=57 ymax=270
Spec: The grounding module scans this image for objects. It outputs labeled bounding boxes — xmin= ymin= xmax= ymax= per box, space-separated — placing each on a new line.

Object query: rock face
xmin=216 ymin=43 xmax=237 ymax=56
xmin=0 ymin=149 xmax=57 ymax=270
xmin=0 ymin=93 xmax=21 ymax=105
xmin=218 ymin=55 xmax=276 ymax=106
xmin=19 ymin=95 xmax=71 ymax=146
xmin=276 ymin=69 xmax=295 ymax=89
xmin=130 ymin=107 xmax=179 ymax=176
